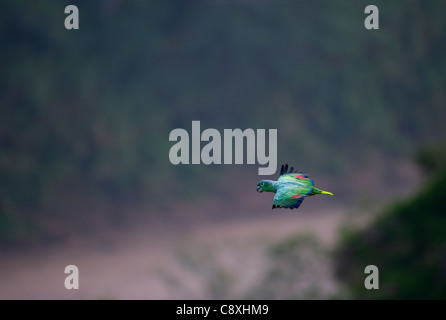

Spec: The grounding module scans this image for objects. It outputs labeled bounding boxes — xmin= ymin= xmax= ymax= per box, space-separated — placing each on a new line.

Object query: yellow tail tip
xmin=321 ymin=191 xmax=333 ymax=196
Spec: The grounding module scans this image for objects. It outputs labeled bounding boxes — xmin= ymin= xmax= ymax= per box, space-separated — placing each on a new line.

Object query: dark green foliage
xmin=335 ymin=146 xmax=446 ymax=299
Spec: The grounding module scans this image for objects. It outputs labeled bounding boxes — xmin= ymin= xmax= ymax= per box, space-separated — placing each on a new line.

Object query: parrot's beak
xmin=256 ymin=186 xmax=263 ymax=193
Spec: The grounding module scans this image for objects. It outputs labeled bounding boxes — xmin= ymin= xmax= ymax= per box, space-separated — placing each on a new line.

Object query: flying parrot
xmin=256 ymin=164 xmax=333 ymax=209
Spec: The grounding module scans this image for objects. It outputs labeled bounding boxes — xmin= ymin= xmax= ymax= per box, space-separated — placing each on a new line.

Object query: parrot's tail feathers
xmin=321 ymin=190 xmax=333 ymax=196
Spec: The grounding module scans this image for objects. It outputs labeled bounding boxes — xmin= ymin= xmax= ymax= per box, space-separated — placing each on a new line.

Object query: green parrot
xmin=256 ymin=164 xmax=333 ymax=209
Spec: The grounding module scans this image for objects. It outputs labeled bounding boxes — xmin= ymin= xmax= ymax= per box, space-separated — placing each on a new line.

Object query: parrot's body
xmin=256 ymin=164 xmax=333 ymax=210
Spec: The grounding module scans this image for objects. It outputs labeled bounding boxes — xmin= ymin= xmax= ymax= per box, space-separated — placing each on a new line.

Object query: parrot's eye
xmin=261 ymin=183 xmax=264 ymax=186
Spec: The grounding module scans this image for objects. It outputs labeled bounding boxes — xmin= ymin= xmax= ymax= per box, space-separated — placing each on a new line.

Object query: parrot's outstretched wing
xmin=277 ymin=164 xmax=314 ymax=187
xmin=272 ymin=185 xmax=310 ymax=210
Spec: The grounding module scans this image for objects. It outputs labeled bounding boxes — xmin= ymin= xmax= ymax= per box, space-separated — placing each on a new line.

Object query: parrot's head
xmin=256 ymin=180 xmax=274 ymax=193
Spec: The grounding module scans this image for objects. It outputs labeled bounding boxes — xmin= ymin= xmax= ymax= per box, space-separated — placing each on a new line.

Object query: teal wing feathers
xmin=277 ymin=164 xmax=314 ymax=187
xmin=272 ymin=183 xmax=312 ymax=210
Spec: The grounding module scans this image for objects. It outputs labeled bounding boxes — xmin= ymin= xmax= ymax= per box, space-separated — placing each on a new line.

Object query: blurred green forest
xmin=335 ymin=142 xmax=446 ymax=299
xmin=1 ymin=0 xmax=445 ymax=244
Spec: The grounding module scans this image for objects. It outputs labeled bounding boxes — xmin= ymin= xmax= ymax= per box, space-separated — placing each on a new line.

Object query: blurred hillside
xmin=1 ymin=0 xmax=445 ymax=245
xmin=335 ymin=142 xmax=446 ymax=299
